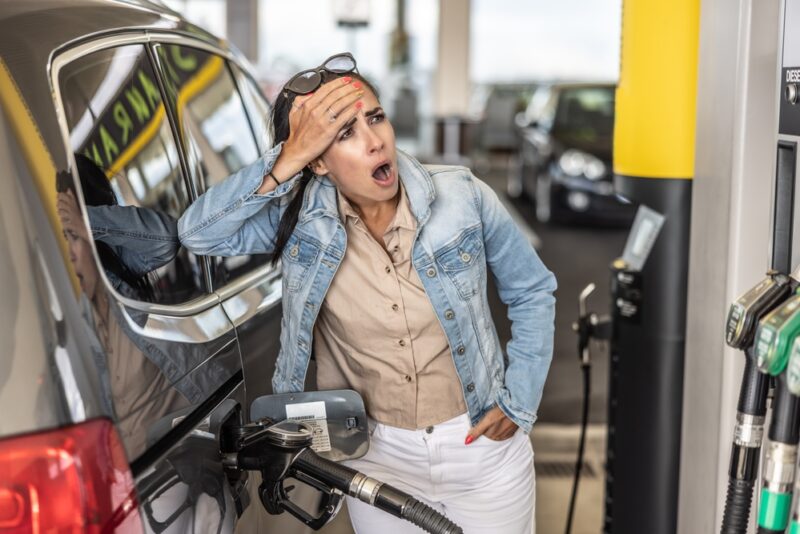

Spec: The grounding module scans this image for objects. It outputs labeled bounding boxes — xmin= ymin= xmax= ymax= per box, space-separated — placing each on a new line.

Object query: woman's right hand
xmin=270 ymin=77 xmax=364 ymax=183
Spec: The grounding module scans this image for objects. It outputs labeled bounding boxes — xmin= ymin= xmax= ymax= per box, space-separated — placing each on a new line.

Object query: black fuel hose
xmin=565 ymin=362 xmax=590 ymax=534
xmin=720 ymin=355 xmax=769 ymax=534
xmin=292 ymin=448 xmax=464 ymax=534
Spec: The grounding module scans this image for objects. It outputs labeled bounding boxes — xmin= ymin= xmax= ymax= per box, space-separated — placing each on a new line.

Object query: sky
xmin=165 ymin=0 xmax=622 ymax=85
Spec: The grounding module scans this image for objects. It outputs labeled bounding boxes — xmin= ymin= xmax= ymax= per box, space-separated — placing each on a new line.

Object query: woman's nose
xmin=364 ymin=126 xmax=384 ymax=153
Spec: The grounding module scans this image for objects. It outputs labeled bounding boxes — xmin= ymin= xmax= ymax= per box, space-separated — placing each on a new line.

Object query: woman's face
xmin=65 ymin=229 xmax=99 ymax=299
xmin=312 ymin=85 xmax=399 ymax=209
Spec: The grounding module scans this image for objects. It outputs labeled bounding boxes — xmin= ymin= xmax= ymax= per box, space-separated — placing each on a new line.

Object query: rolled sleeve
xmin=177 ymin=142 xmax=302 ymax=257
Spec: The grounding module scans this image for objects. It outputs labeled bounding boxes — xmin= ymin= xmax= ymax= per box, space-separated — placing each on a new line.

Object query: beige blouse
xmin=312 ymin=183 xmax=467 ymax=429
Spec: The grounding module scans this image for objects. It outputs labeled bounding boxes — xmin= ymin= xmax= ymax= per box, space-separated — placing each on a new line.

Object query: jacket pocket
xmin=281 ymin=233 xmax=320 ymax=292
xmin=435 ymin=228 xmax=485 ymax=300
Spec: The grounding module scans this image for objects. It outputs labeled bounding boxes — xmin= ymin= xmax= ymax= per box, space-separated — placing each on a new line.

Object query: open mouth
xmin=371 ymin=162 xmax=392 ymax=183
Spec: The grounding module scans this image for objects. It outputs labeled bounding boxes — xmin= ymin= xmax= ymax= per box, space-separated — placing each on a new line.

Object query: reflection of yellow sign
xmin=78 ymin=46 xmax=224 ymax=178
xmin=0 ymin=58 xmax=81 ymax=293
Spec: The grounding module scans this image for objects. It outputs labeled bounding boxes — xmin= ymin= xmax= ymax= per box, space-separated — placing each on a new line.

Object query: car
xmin=472 ymin=82 xmax=539 ymax=152
xmin=508 ymin=82 xmax=636 ymax=225
xmin=0 ymin=1 xmax=339 ymax=532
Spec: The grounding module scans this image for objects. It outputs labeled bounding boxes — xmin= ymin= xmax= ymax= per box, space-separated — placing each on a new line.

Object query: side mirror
xmin=515 ymin=111 xmax=538 ymax=129
xmin=250 ymin=389 xmax=369 ymax=462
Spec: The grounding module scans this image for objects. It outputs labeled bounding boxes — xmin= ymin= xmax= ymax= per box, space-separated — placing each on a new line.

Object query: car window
xmin=231 ymin=64 xmax=273 ymax=153
xmin=153 ymin=43 xmax=271 ymax=286
xmin=58 ymin=44 xmax=207 ymax=306
xmin=553 ymin=86 xmax=615 ymax=141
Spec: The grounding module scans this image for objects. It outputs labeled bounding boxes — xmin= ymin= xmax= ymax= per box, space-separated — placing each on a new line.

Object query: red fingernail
xmin=353 ymin=81 xmax=362 ymax=89
xmin=356 ymin=101 xmax=363 ymax=109
xmin=343 ymin=76 xmax=352 ymax=83
xmin=465 ymin=435 xmax=474 ymax=445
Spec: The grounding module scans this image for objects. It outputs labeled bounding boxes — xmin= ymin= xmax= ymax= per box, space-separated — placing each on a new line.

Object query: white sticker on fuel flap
xmin=285 ymin=401 xmax=331 ymax=452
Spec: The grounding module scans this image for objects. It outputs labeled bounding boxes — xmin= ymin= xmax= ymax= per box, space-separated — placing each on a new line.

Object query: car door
xmin=51 ymin=35 xmax=252 ymax=532
xmin=149 ymin=38 xmax=323 ymax=533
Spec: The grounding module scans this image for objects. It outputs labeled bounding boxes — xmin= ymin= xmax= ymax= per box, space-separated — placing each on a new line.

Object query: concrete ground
xmin=317 ymin=155 xmax=623 ymax=534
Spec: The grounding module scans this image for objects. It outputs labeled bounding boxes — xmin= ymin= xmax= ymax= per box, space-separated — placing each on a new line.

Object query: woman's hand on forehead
xmin=282 ymin=77 xmax=365 ymax=168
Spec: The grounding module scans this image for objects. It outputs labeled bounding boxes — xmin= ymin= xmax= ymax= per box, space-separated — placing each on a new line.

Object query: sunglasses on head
xmin=283 ymin=52 xmax=358 ymax=98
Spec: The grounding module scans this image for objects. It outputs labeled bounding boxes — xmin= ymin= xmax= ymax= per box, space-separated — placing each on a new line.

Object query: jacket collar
xmin=299 ymin=149 xmax=435 ymax=226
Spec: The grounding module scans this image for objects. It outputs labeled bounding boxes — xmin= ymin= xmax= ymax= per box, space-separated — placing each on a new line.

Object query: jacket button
xmin=426 ymin=267 xmax=436 ymax=277
xmin=445 ymin=309 xmax=455 ymax=320
xmin=466 ymin=383 xmax=475 ymax=392
xmin=457 ymin=346 xmax=465 ymax=355
xmin=289 ymin=245 xmax=299 ymax=257
xmin=425 ymin=426 xmax=434 ymax=434
xmin=460 ymin=252 xmax=471 ymax=263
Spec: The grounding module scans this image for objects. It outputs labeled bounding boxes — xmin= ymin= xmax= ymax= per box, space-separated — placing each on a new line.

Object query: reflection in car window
xmin=231 ymin=64 xmax=273 ymax=153
xmin=553 ymin=87 xmax=615 ymax=142
xmin=58 ymin=44 xmax=207 ymax=306
xmin=155 ymin=44 xmax=271 ymax=285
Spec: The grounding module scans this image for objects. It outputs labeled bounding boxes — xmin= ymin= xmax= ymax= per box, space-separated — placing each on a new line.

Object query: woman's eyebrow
xmin=339 ymin=107 xmax=384 ymax=132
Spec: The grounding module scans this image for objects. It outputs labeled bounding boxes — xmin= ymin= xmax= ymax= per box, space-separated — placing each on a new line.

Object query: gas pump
xmin=718 ymin=271 xmax=795 ymax=534
xmin=751 ymin=289 xmax=800 ymax=534
xmin=719 ymin=1 xmax=800 ymax=531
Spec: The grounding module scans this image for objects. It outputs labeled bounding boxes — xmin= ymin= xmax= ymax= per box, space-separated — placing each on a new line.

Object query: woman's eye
xmin=369 ymin=113 xmax=386 ymax=124
xmin=339 ymin=128 xmax=353 ymax=140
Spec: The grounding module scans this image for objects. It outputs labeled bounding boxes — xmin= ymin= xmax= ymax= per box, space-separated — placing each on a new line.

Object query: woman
xmin=178 ymin=53 xmax=556 ymax=533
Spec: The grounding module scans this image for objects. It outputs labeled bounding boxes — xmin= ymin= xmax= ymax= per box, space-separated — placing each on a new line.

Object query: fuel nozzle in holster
xmin=572 ymin=282 xmax=612 ymax=367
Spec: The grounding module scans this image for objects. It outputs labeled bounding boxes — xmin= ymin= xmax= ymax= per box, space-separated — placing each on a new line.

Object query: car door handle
xmin=218 ymin=268 xmax=282 ymax=328
xmin=118 ymin=299 xmax=236 ymax=344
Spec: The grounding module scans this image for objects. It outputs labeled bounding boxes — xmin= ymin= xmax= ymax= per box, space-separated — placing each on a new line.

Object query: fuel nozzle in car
xmin=222 ymin=419 xmax=463 ymax=534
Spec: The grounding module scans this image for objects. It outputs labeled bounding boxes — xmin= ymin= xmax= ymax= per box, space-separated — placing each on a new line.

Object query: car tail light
xmin=0 ymin=418 xmax=142 ymax=533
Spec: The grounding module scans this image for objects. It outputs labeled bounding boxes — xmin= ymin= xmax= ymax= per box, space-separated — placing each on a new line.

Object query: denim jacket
xmin=178 ymin=144 xmax=557 ymax=433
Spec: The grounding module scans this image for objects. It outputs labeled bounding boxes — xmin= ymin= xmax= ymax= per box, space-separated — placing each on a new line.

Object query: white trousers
xmin=343 ymin=413 xmax=535 ymax=534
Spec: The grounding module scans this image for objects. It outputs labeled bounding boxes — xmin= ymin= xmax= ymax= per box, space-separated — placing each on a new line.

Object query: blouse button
xmin=392 ymin=304 xmax=399 ymax=311
xmin=385 ymin=266 xmax=392 ymax=274
xmin=404 ymin=374 xmax=412 ymax=383
xmin=399 ymin=339 xmax=406 ymax=347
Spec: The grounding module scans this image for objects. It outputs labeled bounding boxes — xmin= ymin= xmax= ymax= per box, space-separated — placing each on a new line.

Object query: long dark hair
xmin=269 ymin=71 xmax=379 ymax=266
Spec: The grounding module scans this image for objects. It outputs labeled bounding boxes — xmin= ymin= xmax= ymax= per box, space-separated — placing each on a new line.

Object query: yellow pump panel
xmin=614 ymin=0 xmax=701 ymax=179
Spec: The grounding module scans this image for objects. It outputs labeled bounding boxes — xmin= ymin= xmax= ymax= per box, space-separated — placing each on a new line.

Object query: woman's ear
xmin=309 ymin=158 xmax=329 ymax=176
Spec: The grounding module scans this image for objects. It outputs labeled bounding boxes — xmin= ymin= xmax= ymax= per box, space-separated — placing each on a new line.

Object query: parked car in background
xmin=508 ymin=83 xmax=636 ymax=225
xmin=472 ymin=82 xmax=539 ymax=152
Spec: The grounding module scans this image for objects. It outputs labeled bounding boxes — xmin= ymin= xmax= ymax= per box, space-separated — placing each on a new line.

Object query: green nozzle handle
xmin=787 ymin=337 xmax=800 ymax=395
xmin=758 ymin=489 xmax=792 ymax=531
xmin=756 ymin=295 xmax=800 ymax=375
